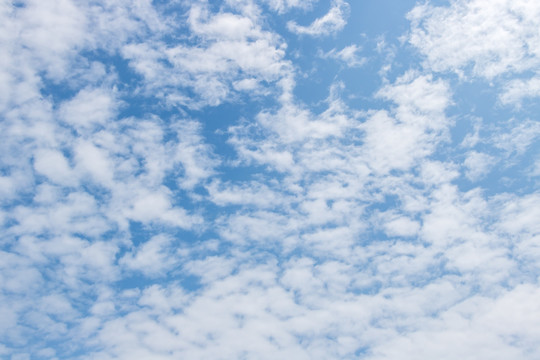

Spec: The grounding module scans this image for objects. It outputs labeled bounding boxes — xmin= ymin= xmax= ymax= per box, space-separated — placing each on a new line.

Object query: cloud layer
xmin=1 ymin=0 xmax=539 ymax=359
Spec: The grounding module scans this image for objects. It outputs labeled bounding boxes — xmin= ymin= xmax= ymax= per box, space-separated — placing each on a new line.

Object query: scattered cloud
xmin=1 ymin=0 xmax=540 ymax=359
xmin=121 ymin=2 xmax=291 ymax=108
xmin=492 ymin=119 xmax=540 ymax=155
xmin=264 ymin=0 xmax=318 ymax=14
xmin=500 ymin=75 xmax=540 ymax=106
xmin=408 ymin=0 xmax=540 ymax=80
xmin=320 ymin=44 xmax=366 ymax=67
xmin=287 ymin=0 xmax=349 ymax=37
xmin=463 ymin=150 xmax=496 ymax=181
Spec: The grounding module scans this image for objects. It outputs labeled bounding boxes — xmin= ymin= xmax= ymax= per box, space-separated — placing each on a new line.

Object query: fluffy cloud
xmin=463 ymin=150 xmax=496 ymax=181
xmin=122 ymin=2 xmax=291 ymax=108
xmin=408 ymin=0 xmax=540 ymax=79
xmin=408 ymin=0 xmax=540 ymax=105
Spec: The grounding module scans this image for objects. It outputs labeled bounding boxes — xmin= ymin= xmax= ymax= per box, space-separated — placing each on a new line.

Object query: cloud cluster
xmin=122 ymin=1 xmax=292 ymax=108
xmin=408 ymin=0 xmax=540 ymax=105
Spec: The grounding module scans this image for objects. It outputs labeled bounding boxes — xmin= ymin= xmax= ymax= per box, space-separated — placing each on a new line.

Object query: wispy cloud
xmin=287 ymin=0 xmax=349 ymax=37
xmin=320 ymin=44 xmax=366 ymax=67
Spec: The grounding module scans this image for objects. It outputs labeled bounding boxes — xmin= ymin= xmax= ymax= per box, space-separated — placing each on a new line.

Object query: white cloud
xmin=421 ymin=185 xmax=485 ymax=246
xmin=184 ymin=256 xmax=237 ymax=284
xmin=287 ymin=0 xmax=349 ymax=37
xmin=460 ymin=117 xmax=483 ymax=148
xmin=16 ymin=0 xmax=88 ymax=79
xmin=33 ymin=148 xmax=77 ymax=187
xmin=172 ymin=120 xmax=219 ymax=190
xmin=408 ymin=0 xmax=540 ymax=80
xmin=419 ymin=160 xmax=460 ymax=186
xmin=368 ymin=285 xmax=540 ymax=359
xmin=124 ymin=188 xmax=201 ymax=229
xmin=321 ymin=44 xmax=366 ymax=67
xmin=188 ymin=8 xmax=260 ymax=40
xmin=58 ymin=87 xmax=117 ymax=130
xmin=232 ymin=78 xmax=259 ymax=91
xmin=463 ymin=151 xmax=496 ymax=181
xmin=264 ymin=0 xmax=318 ymax=14
xmin=362 ymin=73 xmax=451 ymax=174
xmin=496 ymin=193 xmax=540 ymax=237
xmin=120 ymin=235 xmax=178 ymax=277
xmin=12 ymin=191 xmax=109 ymax=238
xmin=206 ymin=180 xmax=285 ymax=208
xmin=122 ymin=2 xmax=291 ymax=108
xmin=492 ymin=119 xmax=540 ymax=155
xmin=380 ymin=212 xmax=421 ymax=238
xmin=500 ymin=75 xmax=540 ymax=106
xmin=74 ymin=140 xmax=114 ymax=187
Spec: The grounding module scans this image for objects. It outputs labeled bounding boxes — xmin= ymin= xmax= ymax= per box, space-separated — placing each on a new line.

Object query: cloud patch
xmin=287 ymin=0 xmax=349 ymax=37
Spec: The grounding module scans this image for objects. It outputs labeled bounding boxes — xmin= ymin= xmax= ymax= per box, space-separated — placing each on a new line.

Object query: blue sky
xmin=1 ymin=0 xmax=540 ymax=359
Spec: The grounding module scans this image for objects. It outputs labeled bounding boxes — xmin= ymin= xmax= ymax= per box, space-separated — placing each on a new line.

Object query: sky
xmin=1 ymin=0 xmax=540 ymax=359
